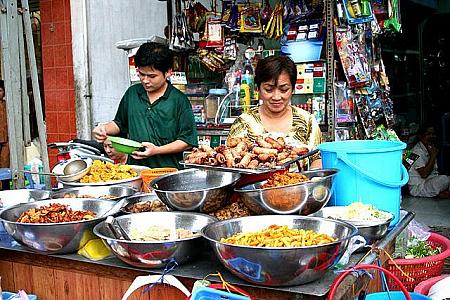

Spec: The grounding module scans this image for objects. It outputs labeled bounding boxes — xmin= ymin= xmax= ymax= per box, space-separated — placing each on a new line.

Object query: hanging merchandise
xmin=335 ymin=27 xmax=371 ymax=88
xmin=260 ymin=0 xmax=273 ymax=29
xmin=239 ymin=4 xmax=263 ymax=33
xmin=223 ymin=37 xmax=238 ymax=61
xmin=334 ymin=81 xmax=356 ymax=124
xmin=354 ymin=94 xmax=377 ymax=137
xmin=204 ymin=12 xmax=225 ymax=48
xmin=186 ymin=2 xmax=208 ymax=36
xmin=264 ymin=2 xmax=283 ymax=39
xmin=383 ymin=0 xmax=402 ymax=33
xmin=170 ymin=0 xmax=195 ymax=51
xmin=342 ymin=0 xmax=374 ymax=24
xmin=222 ymin=0 xmax=240 ymax=31
xmin=197 ymin=48 xmax=234 ymax=72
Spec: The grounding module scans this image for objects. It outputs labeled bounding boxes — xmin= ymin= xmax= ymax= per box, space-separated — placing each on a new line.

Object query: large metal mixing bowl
xmin=150 ymin=169 xmax=241 ymax=213
xmin=94 ymin=212 xmax=216 ymax=268
xmin=310 ymin=206 xmax=393 ymax=245
xmin=0 ymin=198 xmax=117 ymax=254
xmin=60 ymin=165 xmax=149 ymax=191
xmin=0 ymin=189 xmax=51 ymax=208
xmin=234 ymin=169 xmax=338 ymax=215
xmin=201 ymin=215 xmax=357 ymax=286
xmin=50 ymin=185 xmax=137 ymax=201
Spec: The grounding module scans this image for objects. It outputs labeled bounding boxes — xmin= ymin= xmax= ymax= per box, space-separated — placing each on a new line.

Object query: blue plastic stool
xmin=2 ymin=292 xmax=37 ymax=300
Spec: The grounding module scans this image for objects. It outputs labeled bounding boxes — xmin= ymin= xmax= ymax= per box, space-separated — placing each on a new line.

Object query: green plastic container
xmin=108 ymin=136 xmax=143 ymax=154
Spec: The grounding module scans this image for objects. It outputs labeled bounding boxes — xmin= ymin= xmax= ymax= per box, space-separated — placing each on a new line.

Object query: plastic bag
xmin=393 ymin=213 xmax=431 ymax=258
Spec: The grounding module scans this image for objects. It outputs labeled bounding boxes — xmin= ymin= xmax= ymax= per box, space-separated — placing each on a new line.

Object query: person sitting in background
xmin=407 ymin=123 xmax=450 ymax=198
xmin=103 ymin=138 xmax=128 ymax=164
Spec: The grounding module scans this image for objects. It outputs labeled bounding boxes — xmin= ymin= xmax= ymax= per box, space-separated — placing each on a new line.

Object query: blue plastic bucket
xmin=364 ymin=291 xmax=430 ymax=300
xmin=318 ymin=140 xmax=408 ymax=225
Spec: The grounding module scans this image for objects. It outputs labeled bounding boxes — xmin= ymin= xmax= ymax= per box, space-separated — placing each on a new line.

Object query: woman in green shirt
xmin=92 ymin=42 xmax=197 ymax=169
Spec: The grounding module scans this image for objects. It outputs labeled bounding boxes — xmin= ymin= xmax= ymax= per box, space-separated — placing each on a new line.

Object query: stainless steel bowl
xmin=120 ymin=193 xmax=170 ymax=214
xmin=94 ymin=212 xmax=217 ymax=268
xmin=150 ymin=169 xmax=241 ymax=213
xmin=0 ymin=198 xmax=117 ymax=254
xmin=310 ymin=206 xmax=393 ymax=245
xmin=234 ymin=169 xmax=338 ymax=215
xmin=0 ymin=189 xmax=51 ymax=208
xmin=201 ymin=215 xmax=357 ymax=286
xmin=60 ymin=165 xmax=149 ymax=191
xmin=50 ymin=186 xmax=137 ymax=201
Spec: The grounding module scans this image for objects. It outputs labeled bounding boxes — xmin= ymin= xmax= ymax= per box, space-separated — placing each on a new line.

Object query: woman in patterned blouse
xmin=229 ymin=56 xmax=322 ymax=169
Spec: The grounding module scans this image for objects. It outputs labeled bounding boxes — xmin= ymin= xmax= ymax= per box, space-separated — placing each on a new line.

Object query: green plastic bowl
xmin=108 ymin=136 xmax=143 ymax=154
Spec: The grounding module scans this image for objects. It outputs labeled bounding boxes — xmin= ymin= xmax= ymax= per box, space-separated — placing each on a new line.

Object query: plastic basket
xmin=328 ymin=264 xmax=415 ymax=300
xmin=141 ymin=168 xmax=177 ymax=192
xmin=387 ymin=233 xmax=450 ymax=291
xmin=414 ymin=274 xmax=450 ymax=295
xmin=190 ymin=287 xmax=250 ymax=300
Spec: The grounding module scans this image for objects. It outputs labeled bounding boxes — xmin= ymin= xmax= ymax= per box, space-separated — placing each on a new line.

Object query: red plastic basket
xmin=413 ymin=274 xmax=450 ymax=295
xmin=387 ymin=233 xmax=450 ymax=291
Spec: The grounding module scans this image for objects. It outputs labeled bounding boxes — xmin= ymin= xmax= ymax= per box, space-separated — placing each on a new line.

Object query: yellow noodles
xmin=220 ymin=224 xmax=336 ymax=247
xmin=80 ymin=160 xmax=137 ymax=183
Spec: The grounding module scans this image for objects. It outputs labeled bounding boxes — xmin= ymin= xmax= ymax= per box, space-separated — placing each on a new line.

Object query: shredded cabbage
xmin=335 ymin=203 xmax=391 ymax=222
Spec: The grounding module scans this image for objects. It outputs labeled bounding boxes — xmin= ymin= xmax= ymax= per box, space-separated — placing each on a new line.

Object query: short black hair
xmin=0 ymin=80 xmax=4 ymax=90
xmin=134 ymin=42 xmax=173 ymax=73
xmin=417 ymin=122 xmax=437 ymax=136
xmin=254 ymin=56 xmax=297 ymax=89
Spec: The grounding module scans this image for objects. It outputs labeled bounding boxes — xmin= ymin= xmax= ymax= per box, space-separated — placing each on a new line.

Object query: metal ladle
xmin=18 ymin=159 xmax=88 ymax=177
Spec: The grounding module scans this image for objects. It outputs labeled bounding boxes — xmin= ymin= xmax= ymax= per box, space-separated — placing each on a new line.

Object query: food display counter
xmin=0 ymin=211 xmax=414 ymax=300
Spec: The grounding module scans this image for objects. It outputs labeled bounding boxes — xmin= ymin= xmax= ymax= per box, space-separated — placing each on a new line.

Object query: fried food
xmin=62 ymin=193 xmax=116 ymax=199
xmin=221 ymin=224 xmax=336 ymax=247
xmin=80 ymin=160 xmax=137 ymax=183
xmin=185 ymin=136 xmax=314 ymax=170
xmin=129 ymin=225 xmax=195 ymax=241
xmin=125 ymin=200 xmax=168 ymax=213
xmin=17 ymin=203 xmax=96 ymax=223
xmin=210 ymin=200 xmax=252 ymax=220
xmin=262 ymin=172 xmax=309 ymax=188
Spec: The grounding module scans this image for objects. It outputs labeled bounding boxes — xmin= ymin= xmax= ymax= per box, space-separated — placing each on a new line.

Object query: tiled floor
xmin=401 ymin=195 xmax=450 ymax=227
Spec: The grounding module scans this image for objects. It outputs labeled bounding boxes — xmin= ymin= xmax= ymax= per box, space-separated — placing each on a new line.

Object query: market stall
xmin=2 ymin=0 xmax=449 ymax=299
xmin=0 ymin=152 xmax=442 ymax=299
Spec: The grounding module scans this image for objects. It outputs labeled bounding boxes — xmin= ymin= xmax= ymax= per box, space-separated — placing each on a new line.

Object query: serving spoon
xmin=17 ymin=159 xmax=88 ymax=177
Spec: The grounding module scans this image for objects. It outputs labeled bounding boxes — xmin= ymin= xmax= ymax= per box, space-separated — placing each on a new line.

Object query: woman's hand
xmin=131 ymin=142 xmax=159 ymax=160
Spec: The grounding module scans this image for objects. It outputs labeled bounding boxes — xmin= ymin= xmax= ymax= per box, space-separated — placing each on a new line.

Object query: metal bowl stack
xmin=150 ymin=169 xmax=241 ymax=213
xmin=0 ymin=198 xmax=117 ymax=254
xmin=94 ymin=212 xmax=216 ymax=268
xmin=310 ymin=206 xmax=393 ymax=245
xmin=234 ymin=169 xmax=338 ymax=215
xmin=201 ymin=215 xmax=357 ymax=286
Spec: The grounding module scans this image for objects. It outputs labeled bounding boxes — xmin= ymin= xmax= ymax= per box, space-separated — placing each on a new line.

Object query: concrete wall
xmin=72 ymin=0 xmax=167 ymax=133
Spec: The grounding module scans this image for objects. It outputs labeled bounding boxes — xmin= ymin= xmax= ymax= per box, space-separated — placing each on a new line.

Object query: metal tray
xmin=179 ymin=161 xmax=278 ymax=174
xmin=180 ymin=149 xmax=319 ymax=175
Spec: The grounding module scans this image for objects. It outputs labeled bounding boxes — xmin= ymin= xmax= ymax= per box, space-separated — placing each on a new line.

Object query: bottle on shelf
xmin=230 ymin=86 xmax=242 ymax=117
xmin=240 ymin=80 xmax=251 ymax=113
